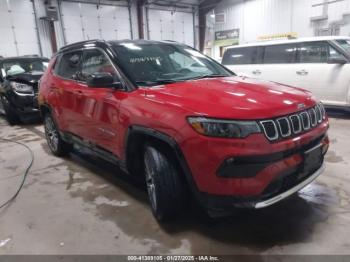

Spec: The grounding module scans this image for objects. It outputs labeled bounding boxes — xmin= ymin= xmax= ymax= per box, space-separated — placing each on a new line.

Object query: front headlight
xmin=188 ymin=117 xmax=261 ymax=138
xmin=10 ymin=82 xmax=34 ymax=94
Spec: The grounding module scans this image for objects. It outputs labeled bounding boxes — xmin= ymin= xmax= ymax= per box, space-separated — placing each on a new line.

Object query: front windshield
xmin=112 ymin=43 xmax=233 ymax=86
xmin=1 ymin=59 xmax=49 ymax=77
xmin=336 ymin=40 xmax=350 ymax=53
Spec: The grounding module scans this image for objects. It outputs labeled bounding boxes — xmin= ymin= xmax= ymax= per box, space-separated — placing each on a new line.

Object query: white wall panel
xmin=210 ymin=0 xmax=350 ymax=58
xmin=147 ymin=9 xmax=194 ymax=47
xmin=0 ymin=0 xmax=39 ymax=57
xmin=60 ymin=1 xmax=131 ymax=44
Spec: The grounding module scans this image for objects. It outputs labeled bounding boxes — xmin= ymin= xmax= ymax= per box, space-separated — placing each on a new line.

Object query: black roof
xmin=57 ymin=39 xmax=186 ymax=53
xmin=108 ymin=39 xmax=183 ymax=46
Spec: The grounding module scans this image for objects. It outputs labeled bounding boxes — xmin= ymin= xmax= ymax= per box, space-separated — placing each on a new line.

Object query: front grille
xmin=260 ymin=120 xmax=278 ymax=140
xmin=260 ymin=103 xmax=326 ymax=142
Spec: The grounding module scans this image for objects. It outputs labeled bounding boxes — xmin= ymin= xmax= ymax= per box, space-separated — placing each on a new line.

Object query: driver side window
xmin=80 ymin=49 xmax=118 ymax=83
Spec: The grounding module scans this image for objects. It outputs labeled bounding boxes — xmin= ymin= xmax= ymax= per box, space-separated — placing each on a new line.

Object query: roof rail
xmin=162 ymin=40 xmax=181 ymax=44
xmin=59 ymin=39 xmax=106 ymax=52
xmin=21 ymin=54 xmax=40 ymax=58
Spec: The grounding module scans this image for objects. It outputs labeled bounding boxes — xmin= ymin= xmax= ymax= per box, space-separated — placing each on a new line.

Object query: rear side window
xmin=299 ymin=42 xmax=328 ymax=63
xmin=263 ymin=44 xmax=296 ymax=64
xmin=222 ymin=47 xmax=257 ymax=65
xmin=55 ymin=51 xmax=82 ymax=79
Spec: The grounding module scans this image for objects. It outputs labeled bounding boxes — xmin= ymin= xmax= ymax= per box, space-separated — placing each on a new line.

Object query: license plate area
xmin=300 ymin=144 xmax=323 ymax=178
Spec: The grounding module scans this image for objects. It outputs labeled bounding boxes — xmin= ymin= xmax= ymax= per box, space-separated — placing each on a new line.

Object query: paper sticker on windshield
xmin=130 ymin=57 xmax=162 ymax=64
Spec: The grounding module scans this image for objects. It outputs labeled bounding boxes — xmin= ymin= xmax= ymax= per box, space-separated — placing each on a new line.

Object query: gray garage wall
xmin=0 ymin=0 xmax=41 ymax=57
xmin=146 ymin=8 xmax=195 ymax=47
xmin=59 ymin=1 xmax=132 ymax=44
xmin=0 ymin=0 xmax=198 ymax=59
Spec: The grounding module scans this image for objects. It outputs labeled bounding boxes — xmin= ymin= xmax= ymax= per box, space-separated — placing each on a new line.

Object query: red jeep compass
xmin=39 ymin=40 xmax=329 ymax=221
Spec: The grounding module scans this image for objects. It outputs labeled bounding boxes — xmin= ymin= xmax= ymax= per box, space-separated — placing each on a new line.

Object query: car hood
xmin=144 ymin=76 xmax=316 ymax=120
xmin=6 ymin=72 xmax=43 ymax=86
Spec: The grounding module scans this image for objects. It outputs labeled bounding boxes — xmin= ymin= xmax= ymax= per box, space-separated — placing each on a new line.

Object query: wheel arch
xmin=124 ymin=125 xmax=198 ymax=195
xmin=39 ymin=103 xmax=52 ymax=118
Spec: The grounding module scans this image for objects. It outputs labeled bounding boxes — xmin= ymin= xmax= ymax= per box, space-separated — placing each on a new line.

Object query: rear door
xmin=258 ymin=43 xmax=300 ymax=87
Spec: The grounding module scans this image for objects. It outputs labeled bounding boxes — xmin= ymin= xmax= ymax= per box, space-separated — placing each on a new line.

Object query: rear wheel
xmin=1 ymin=96 xmax=20 ymax=125
xmin=144 ymin=145 xmax=186 ymax=222
xmin=44 ymin=114 xmax=72 ymax=156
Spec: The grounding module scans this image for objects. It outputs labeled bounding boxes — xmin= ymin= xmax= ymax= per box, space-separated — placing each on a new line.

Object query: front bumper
xmin=179 ymin=120 xmax=329 ymax=197
xmin=254 ymin=163 xmax=325 ymax=208
xmin=197 ymin=163 xmax=326 ymax=217
xmin=8 ymin=91 xmax=40 ymax=114
xmin=176 ymin=120 xmax=329 ymax=216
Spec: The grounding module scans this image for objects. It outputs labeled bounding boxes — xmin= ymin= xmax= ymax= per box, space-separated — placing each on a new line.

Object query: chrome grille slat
xmin=315 ymin=105 xmax=322 ymax=123
xmin=309 ymin=108 xmax=317 ymax=127
xmin=300 ymin=111 xmax=311 ymax=130
xmin=277 ymin=117 xmax=291 ymax=137
xmin=260 ymin=103 xmax=326 ymax=142
xmin=289 ymin=114 xmax=302 ymax=134
xmin=260 ymin=120 xmax=278 ymax=141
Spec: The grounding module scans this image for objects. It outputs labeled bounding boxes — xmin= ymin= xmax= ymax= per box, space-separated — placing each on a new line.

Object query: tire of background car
xmin=44 ymin=114 xmax=72 ymax=156
xmin=0 ymin=95 xmax=20 ymax=125
xmin=144 ymin=144 xmax=186 ymax=222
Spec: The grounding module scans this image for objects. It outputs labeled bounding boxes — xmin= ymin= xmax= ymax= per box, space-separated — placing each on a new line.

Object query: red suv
xmin=39 ymin=40 xmax=329 ymax=221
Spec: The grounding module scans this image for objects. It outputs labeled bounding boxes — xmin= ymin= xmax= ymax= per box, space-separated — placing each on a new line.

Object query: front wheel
xmin=144 ymin=145 xmax=186 ymax=222
xmin=44 ymin=114 xmax=72 ymax=156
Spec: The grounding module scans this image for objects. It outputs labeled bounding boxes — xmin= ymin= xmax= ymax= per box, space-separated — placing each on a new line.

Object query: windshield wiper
xmin=135 ymin=79 xmax=179 ymax=86
xmin=190 ymin=74 xmax=229 ymax=80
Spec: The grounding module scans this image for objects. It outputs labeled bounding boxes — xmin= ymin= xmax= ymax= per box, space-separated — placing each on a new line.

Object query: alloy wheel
xmin=45 ymin=117 xmax=59 ymax=152
xmin=144 ymin=153 xmax=157 ymax=212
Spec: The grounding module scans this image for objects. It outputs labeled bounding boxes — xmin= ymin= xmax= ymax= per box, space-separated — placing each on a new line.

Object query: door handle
xmin=252 ymin=70 xmax=261 ymax=75
xmin=296 ymin=70 xmax=308 ymax=76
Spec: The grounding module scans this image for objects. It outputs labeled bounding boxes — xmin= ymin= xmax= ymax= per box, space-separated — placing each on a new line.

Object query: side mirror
xmin=86 ymin=72 xmax=122 ymax=88
xmin=327 ymin=57 xmax=348 ymax=64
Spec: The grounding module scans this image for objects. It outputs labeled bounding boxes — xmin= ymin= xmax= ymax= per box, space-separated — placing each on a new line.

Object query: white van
xmin=222 ymin=36 xmax=350 ymax=108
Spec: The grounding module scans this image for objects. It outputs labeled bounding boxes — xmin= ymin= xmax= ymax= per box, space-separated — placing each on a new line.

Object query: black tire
xmin=1 ymin=96 xmax=20 ymax=125
xmin=44 ymin=114 xmax=72 ymax=156
xmin=144 ymin=145 xmax=186 ymax=222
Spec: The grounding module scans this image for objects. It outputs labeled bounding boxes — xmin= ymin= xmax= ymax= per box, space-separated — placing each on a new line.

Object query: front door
xmin=293 ymin=41 xmax=350 ymax=106
xmin=51 ymin=50 xmax=83 ymax=135
xmin=77 ymin=48 xmax=122 ymax=152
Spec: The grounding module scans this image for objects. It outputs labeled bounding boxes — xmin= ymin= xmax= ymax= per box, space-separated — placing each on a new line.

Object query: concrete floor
xmin=0 ymin=111 xmax=350 ymax=255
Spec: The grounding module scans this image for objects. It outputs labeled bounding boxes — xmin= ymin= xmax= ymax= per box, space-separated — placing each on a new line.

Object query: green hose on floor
xmin=0 ymin=137 xmax=34 ymax=209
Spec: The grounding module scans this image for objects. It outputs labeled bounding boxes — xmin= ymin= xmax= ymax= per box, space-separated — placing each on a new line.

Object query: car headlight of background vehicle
xmin=10 ymin=82 xmax=34 ymax=95
xmin=188 ymin=117 xmax=261 ymax=138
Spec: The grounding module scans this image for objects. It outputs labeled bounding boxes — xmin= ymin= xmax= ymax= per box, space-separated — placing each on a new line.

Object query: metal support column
xmin=31 ymin=0 xmax=43 ymax=56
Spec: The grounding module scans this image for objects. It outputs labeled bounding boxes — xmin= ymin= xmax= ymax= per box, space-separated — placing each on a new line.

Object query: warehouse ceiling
xmin=64 ymin=0 xmax=220 ymax=11
xmin=147 ymin=0 xmax=200 ymax=6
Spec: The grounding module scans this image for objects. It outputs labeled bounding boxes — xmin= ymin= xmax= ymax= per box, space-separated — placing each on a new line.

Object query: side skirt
xmin=60 ymin=131 xmax=128 ymax=173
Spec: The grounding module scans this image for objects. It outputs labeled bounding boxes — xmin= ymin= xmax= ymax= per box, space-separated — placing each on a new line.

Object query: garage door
xmin=60 ymin=1 xmax=131 ymax=44
xmin=147 ymin=9 xmax=194 ymax=47
xmin=0 ymin=0 xmax=40 ymax=57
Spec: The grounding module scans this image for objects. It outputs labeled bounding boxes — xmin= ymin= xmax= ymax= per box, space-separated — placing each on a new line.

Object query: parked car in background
xmin=39 ymin=40 xmax=329 ymax=222
xmin=222 ymin=36 xmax=350 ymax=109
xmin=0 ymin=56 xmax=49 ymax=124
